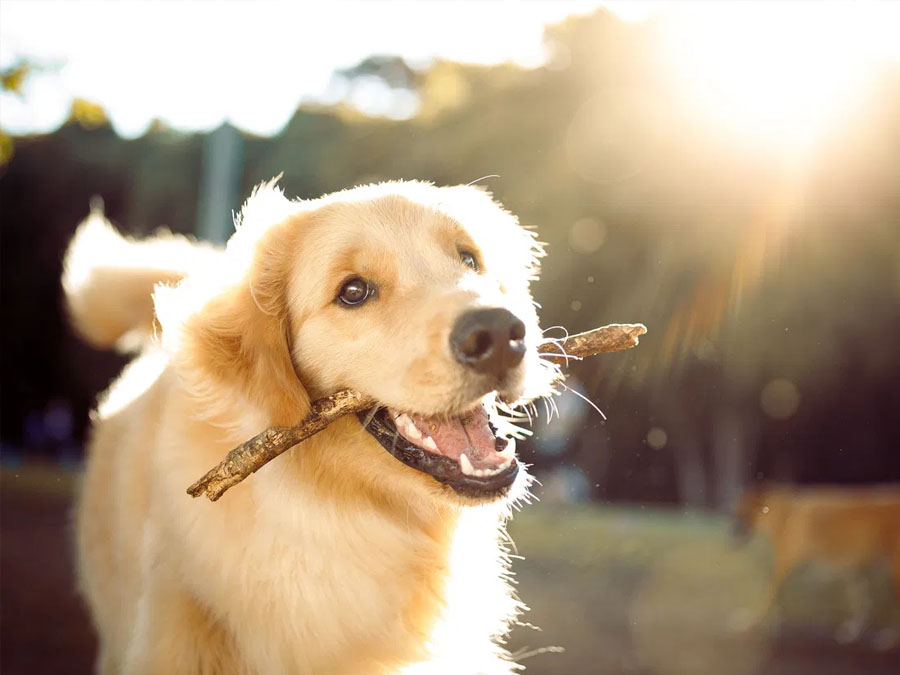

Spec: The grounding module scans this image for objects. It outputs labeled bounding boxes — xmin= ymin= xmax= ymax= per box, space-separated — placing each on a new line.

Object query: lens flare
xmin=657 ymin=3 xmax=898 ymax=156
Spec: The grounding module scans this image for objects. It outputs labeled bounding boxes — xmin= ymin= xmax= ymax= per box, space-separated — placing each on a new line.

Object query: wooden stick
xmin=187 ymin=389 xmax=375 ymax=501
xmin=537 ymin=323 xmax=647 ymax=365
xmin=187 ymin=322 xmax=646 ymax=501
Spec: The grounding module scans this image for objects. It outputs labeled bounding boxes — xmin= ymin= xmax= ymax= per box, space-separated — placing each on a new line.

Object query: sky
xmin=0 ymin=0 xmax=606 ymax=137
xmin=2 ymin=1 xmax=898 ymax=141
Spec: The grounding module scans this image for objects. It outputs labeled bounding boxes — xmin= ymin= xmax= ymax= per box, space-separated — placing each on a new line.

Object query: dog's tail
xmin=62 ymin=200 xmax=220 ymax=350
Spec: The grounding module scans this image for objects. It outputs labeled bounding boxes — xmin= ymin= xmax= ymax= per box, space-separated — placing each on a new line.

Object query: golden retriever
xmin=63 ymin=179 xmax=560 ymax=674
xmin=734 ymin=483 xmax=900 ymax=645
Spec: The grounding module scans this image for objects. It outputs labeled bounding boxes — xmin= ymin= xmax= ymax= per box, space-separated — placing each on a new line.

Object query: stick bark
xmin=188 ymin=322 xmax=646 ymax=501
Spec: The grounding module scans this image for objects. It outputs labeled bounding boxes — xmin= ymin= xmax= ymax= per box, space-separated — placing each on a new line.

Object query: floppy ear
xmin=158 ymin=188 xmax=310 ymax=428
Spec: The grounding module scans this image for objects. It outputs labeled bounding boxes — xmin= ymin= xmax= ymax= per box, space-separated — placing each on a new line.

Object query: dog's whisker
xmin=518 ymin=405 xmax=532 ymax=426
xmin=540 ymin=325 xmax=571 ymax=340
xmin=540 ymin=351 xmax=580 ymax=362
xmin=465 ymin=174 xmax=500 ymax=187
xmin=362 ymin=404 xmax=382 ymax=431
xmin=510 ymin=646 xmax=566 ymax=661
xmin=542 ymin=394 xmax=560 ymax=422
xmin=538 ymin=336 xmax=578 ymax=362
xmin=560 ymin=382 xmax=607 ymax=421
xmin=498 ymin=526 xmax=519 ymax=556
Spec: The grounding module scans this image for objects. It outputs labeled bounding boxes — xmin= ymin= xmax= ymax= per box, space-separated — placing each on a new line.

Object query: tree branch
xmin=187 ymin=322 xmax=646 ymax=501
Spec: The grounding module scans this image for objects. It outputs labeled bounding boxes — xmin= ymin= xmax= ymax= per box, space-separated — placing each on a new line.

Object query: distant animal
xmin=733 ymin=483 xmax=900 ymax=646
xmin=64 ymin=180 xmax=560 ymax=674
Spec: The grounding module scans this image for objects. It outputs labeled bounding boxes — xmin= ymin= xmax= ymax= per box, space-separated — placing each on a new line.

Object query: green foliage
xmin=0 ymin=61 xmax=32 ymax=95
xmin=68 ymin=98 xmax=110 ymax=130
xmin=0 ymin=131 xmax=12 ymax=166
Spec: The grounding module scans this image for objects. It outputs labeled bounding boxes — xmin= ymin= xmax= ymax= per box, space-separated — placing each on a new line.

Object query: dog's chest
xmin=214 ymin=505 xmax=514 ymax=673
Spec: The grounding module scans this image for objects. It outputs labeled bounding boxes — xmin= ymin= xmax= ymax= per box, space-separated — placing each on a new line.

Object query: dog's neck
xmin=182 ymin=403 xmax=519 ymax=673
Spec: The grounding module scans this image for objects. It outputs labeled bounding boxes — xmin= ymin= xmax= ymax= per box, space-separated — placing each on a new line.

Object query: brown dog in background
xmin=734 ymin=483 xmax=900 ymax=646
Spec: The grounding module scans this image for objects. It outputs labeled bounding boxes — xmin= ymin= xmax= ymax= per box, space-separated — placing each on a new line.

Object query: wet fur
xmin=64 ymin=180 xmax=557 ymax=674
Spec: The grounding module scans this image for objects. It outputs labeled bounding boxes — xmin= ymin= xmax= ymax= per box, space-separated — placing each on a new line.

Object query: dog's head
xmin=159 ymin=180 xmax=558 ymax=507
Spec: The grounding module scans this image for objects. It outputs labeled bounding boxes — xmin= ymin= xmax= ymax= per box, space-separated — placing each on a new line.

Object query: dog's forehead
xmin=303 ymin=194 xmax=490 ymax=271
xmin=322 ymin=192 xmax=487 ymax=239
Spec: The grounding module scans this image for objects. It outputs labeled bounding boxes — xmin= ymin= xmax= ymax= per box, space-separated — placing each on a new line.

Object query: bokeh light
xmin=760 ymin=379 xmax=801 ymax=420
xmin=647 ymin=427 xmax=668 ymax=450
xmin=569 ymin=217 xmax=608 ymax=254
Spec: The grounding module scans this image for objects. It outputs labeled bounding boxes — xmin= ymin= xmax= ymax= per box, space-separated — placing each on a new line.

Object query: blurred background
xmin=2 ymin=1 xmax=899 ymax=673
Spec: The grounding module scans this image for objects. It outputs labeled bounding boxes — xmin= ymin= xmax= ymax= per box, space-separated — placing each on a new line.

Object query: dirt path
xmin=1 ymin=485 xmax=95 ymax=675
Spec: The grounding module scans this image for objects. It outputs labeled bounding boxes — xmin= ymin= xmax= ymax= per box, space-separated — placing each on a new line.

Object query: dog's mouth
xmin=358 ymin=404 xmax=518 ymax=499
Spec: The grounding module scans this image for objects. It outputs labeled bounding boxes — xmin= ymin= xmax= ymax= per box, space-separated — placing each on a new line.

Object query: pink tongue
xmin=408 ymin=407 xmax=497 ymax=462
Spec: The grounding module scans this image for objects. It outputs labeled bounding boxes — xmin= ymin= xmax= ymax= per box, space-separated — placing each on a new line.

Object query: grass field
xmin=2 ymin=463 xmax=897 ymax=674
xmin=506 ymin=504 xmax=899 ymax=674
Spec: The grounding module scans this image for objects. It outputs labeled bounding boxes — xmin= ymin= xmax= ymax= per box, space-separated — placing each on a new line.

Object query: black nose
xmin=450 ymin=308 xmax=527 ymax=379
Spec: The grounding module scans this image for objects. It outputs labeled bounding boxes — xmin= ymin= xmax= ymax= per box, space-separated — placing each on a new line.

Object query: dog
xmin=733 ymin=483 xmax=900 ymax=645
xmin=63 ymin=180 xmax=560 ymax=674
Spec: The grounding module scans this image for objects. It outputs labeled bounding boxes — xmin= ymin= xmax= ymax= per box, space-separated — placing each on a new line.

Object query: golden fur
xmin=64 ymin=180 xmax=558 ymax=674
xmin=735 ymin=483 xmax=900 ymax=642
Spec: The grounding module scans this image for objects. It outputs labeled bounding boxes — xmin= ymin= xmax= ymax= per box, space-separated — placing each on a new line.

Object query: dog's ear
xmin=157 ymin=186 xmax=310 ymax=427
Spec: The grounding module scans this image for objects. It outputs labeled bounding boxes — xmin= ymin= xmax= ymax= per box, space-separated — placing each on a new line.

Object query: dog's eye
xmin=459 ymin=250 xmax=479 ymax=272
xmin=337 ymin=278 xmax=372 ymax=306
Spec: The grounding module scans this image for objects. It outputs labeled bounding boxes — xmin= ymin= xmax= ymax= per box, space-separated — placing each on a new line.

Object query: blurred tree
xmin=1 ymin=59 xmax=54 ymax=166
xmin=68 ymin=98 xmax=110 ymax=130
xmin=336 ymin=55 xmax=421 ymax=90
xmin=0 ymin=61 xmax=32 ymax=95
xmin=2 ymin=9 xmax=899 ymax=500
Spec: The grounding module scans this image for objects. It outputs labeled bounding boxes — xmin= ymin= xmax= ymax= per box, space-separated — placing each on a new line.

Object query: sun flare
xmin=656 ymin=3 xmax=899 ymax=156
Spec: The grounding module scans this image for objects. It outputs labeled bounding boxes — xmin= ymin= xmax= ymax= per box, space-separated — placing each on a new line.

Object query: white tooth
xmin=396 ymin=413 xmax=413 ymax=428
xmin=423 ymin=436 xmax=438 ymax=452
xmin=476 ymin=469 xmax=486 ymax=477
xmin=497 ymin=437 xmax=516 ymax=460
xmin=459 ymin=453 xmax=475 ymax=476
xmin=405 ymin=424 xmax=422 ymax=441
xmin=496 ymin=458 xmax=512 ymax=472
